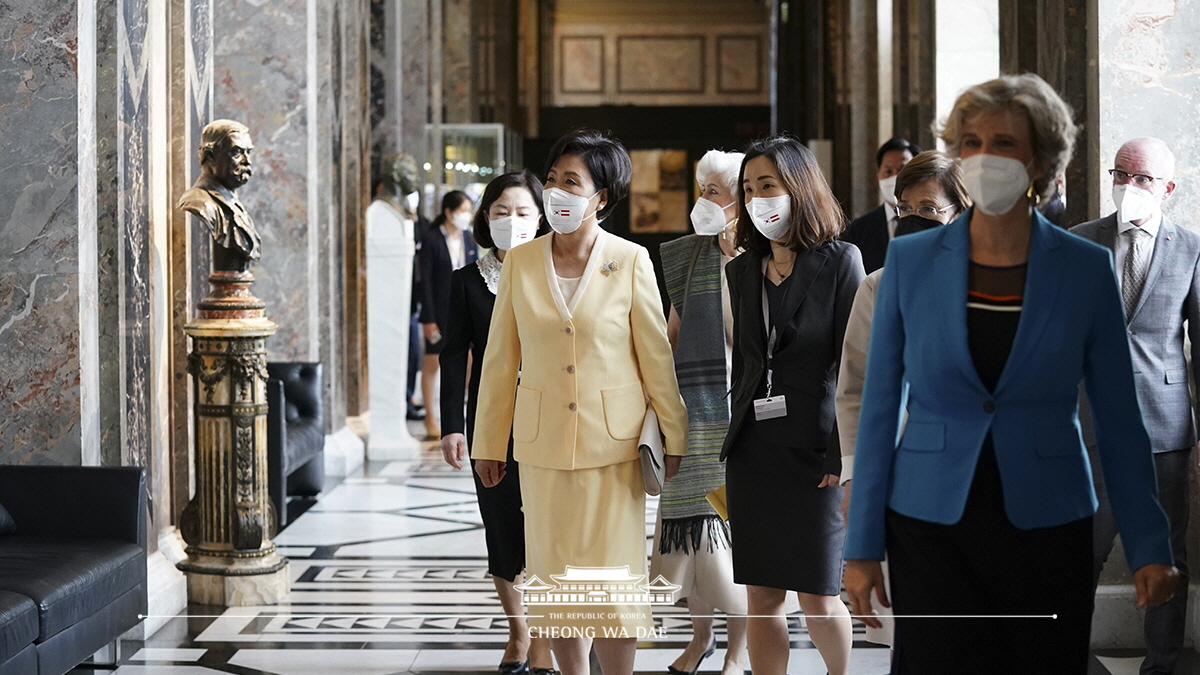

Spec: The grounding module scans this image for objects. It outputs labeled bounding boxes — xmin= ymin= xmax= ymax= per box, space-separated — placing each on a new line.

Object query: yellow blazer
xmin=473 ymin=230 xmax=687 ymax=470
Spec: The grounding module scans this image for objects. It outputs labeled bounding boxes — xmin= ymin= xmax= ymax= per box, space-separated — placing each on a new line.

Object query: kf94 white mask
xmin=489 ymin=215 xmax=538 ymax=251
xmin=543 ymin=188 xmax=598 ymax=234
xmin=451 ymin=211 xmax=473 ymax=230
xmin=690 ymin=198 xmax=735 ymax=236
xmin=959 ymin=154 xmax=1032 ymax=216
xmin=879 ymin=175 xmax=898 ymax=206
xmin=748 ymin=195 xmax=791 ymax=240
xmin=1112 ymin=183 xmax=1159 ymax=223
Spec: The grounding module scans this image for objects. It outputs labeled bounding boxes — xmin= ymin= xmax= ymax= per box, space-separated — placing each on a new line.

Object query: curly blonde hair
xmin=937 ymin=74 xmax=1078 ymax=202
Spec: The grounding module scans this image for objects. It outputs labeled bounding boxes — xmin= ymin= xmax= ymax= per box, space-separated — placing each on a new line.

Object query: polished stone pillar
xmin=178 ymin=272 xmax=289 ymax=606
xmin=366 ymin=200 xmax=422 ymax=459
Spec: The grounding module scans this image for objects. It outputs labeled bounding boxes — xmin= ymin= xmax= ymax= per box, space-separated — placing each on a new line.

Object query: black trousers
xmin=887 ymin=440 xmax=1094 ymax=675
xmin=1091 ymin=447 xmax=1190 ymax=675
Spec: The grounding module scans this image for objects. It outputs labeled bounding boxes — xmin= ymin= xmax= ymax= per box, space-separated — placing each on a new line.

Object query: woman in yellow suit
xmin=473 ymin=129 xmax=688 ymax=675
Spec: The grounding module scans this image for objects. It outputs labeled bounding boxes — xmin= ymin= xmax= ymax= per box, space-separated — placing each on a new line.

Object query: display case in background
xmin=423 ymin=123 xmax=524 ymax=218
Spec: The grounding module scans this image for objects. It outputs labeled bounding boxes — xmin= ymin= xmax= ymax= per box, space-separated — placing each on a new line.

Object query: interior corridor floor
xmin=81 ymin=424 xmax=1197 ymax=675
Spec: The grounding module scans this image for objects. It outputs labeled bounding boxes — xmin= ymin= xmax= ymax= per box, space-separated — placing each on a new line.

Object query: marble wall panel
xmin=443 ymin=0 xmax=473 ymax=122
xmin=213 ymin=0 xmax=313 ymax=361
xmin=561 ymin=37 xmax=604 ymax=93
xmin=118 ymin=0 xmax=153 ymax=471
xmin=617 ymin=37 xmax=705 ymax=93
xmin=0 ymin=275 xmax=82 ymax=466
xmin=1099 ymin=0 xmax=1200 ymax=228
xmin=717 ymin=36 xmax=760 ymax=93
xmin=0 ymin=1 xmax=83 ymax=464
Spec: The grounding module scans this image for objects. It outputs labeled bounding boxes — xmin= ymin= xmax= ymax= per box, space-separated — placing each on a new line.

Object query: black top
xmin=966 ymin=261 xmax=1026 ymax=391
xmin=439 ymin=262 xmax=494 ymax=442
xmin=722 ymin=241 xmax=866 ymax=466
xmin=419 ymin=221 xmax=479 ymax=331
xmin=841 ymin=205 xmax=890 ymax=274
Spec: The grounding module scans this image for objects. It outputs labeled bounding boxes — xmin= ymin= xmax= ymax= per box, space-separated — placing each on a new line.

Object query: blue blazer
xmin=844 ymin=210 xmax=1172 ymax=572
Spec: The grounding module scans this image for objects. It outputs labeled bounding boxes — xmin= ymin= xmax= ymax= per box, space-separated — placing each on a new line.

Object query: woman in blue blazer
xmin=843 ymin=74 xmax=1177 ymax=673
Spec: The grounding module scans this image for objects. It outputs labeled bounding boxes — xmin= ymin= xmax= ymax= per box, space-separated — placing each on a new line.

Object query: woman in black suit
xmin=419 ymin=190 xmax=478 ymax=438
xmin=439 ymin=171 xmax=552 ymax=675
xmin=723 ymin=136 xmax=865 ymax=675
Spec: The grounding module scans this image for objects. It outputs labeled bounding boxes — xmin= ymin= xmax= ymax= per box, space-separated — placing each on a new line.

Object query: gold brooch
xmin=600 ymin=261 xmax=620 ymax=276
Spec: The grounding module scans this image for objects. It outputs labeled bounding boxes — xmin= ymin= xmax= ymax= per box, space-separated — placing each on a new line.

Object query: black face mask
xmin=895 ymin=214 xmax=945 ymax=238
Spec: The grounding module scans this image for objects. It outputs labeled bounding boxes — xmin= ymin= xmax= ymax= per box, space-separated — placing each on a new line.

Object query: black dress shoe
xmin=499 ymin=662 xmax=529 ymax=675
xmin=666 ymin=637 xmax=716 ymax=675
xmin=530 ymin=669 xmax=559 ymax=675
xmin=406 ymin=405 xmax=426 ymax=420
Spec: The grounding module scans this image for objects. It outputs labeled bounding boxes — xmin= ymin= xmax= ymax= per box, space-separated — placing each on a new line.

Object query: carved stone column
xmin=178 ymin=270 xmax=289 ymax=605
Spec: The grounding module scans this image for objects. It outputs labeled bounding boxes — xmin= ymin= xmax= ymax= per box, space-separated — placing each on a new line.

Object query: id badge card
xmin=753 ymin=395 xmax=787 ymax=421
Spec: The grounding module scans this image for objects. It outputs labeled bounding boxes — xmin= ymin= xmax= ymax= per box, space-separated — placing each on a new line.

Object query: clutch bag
xmin=638 ymin=409 xmax=665 ymax=496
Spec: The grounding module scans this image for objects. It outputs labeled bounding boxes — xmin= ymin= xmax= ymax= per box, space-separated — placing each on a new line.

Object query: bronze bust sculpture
xmin=180 ymin=120 xmax=261 ymax=272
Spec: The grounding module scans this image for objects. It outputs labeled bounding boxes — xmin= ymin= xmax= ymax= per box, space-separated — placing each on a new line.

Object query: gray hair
xmin=695 ymin=149 xmax=745 ymax=195
xmin=937 ymin=73 xmax=1078 ymax=202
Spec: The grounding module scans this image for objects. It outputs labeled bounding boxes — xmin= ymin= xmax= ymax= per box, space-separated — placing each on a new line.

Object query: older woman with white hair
xmin=652 ymin=149 xmax=749 ymax=675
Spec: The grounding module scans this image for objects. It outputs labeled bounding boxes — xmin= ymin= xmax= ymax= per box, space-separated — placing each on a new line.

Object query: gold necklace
xmin=769 ymin=257 xmax=794 ymax=280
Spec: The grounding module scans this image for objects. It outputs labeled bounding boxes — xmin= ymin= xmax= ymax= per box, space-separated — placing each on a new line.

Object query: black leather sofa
xmin=0 ymin=465 xmax=146 ymax=675
xmin=267 ymin=362 xmax=325 ymax=530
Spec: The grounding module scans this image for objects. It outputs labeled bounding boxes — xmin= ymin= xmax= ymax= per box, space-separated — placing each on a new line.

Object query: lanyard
xmin=761 ymin=283 xmax=779 ymax=398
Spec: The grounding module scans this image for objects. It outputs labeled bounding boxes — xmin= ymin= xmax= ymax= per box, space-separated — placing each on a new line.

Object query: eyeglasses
xmin=895 ymin=204 xmax=956 ymax=219
xmin=1109 ymin=169 xmax=1166 ymax=188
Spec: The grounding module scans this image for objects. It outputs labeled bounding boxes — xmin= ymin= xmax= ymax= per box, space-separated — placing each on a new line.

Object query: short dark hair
xmin=893 ymin=150 xmax=972 ymax=215
xmin=471 ymin=170 xmax=549 ymax=250
xmin=441 ymin=190 xmax=470 ymax=215
xmin=543 ymin=129 xmax=632 ymax=222
xmin=876 ymin=137 xmax=922 ymax=168
xmin=735 ymin=135 xmax=847 ymax=255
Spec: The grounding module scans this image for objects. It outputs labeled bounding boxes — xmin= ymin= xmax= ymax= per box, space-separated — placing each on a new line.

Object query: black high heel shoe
xmin=666 ymin=636 xmax=717 ymax=675
xmin=498 ymin=662 xmax=529 ymax=675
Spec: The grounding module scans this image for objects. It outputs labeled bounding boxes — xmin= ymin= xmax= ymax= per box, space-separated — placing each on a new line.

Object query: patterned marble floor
xmin=71 ymin=427 xmax=1196 ymax=675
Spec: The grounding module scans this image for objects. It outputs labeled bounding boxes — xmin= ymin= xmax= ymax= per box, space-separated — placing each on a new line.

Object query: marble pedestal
xmin=178 ymin=270 xmax=290 ymax=606
xmin=366 ymin=200 xmax=422 ymax=459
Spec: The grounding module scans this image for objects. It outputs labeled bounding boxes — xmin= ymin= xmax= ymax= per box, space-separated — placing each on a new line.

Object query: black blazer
xmin=841 ymin=205 xmax=890 ymax=274
xmin=721 ymin=241 xmax=866 ymax=474
xmin=439 ymin=262 xmax=492 ymax=442
xmin=419 ymin=221 xmax=479 ymax=330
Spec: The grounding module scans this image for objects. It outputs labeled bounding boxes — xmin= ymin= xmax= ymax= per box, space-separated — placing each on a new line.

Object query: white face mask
xmin=450 ymin=211 xmax=472 ymax=230
xmin=879 ymin=175 xmax=898 ymax=206
xmin=959 ymin=154 xmax=1033 ymax=216
xmin=1112 ymin=183 xmax=1159 ymax=224
xmin=690 ymin=197 xmax=735 ymax=236
xmin=748 ymin=195 xmax=791 ymax=241
xmin=489 ymin=215 xmax=538 ymax=251
xmin=543 ymin=187 xmax=601 ymax=234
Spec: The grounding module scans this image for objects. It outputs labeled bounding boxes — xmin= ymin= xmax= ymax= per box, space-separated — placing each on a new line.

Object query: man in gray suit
xmin=1072 ymin=137 xmax=1200 ymax=675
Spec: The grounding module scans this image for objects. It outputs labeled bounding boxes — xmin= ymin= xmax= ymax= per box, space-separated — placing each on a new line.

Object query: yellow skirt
xmin=519 ymin=459 xmax=656 ymax=636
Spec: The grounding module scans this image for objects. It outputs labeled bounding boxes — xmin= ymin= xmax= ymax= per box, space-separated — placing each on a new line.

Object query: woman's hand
xmin=817 ymin=474 xmax=840 ymax=488
xmin=664 ymin=455 xmax=682 ymax=482
xmin=475 ymin=460 xmax=507 ymax=487
xmin=1134 ymin=563 xmax=1180 ymax=607
xmin=440 ymin=433 xmax=468 ymax=469
xmin=844 ymin=559 xmax=889 ymax=629
xmin=422 ymin=322 xmax=441 ymax=343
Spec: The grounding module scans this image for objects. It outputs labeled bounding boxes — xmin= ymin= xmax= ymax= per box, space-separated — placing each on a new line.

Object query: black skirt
xmin=725 ymin=421 xmax=846 ymax=595
xmin=469 ymin=440 xmax=525 ymax=582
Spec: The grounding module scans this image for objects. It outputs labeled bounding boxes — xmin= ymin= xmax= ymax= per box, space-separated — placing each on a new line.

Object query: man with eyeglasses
xmin=1070 ymin=137 xmax=1199 ymax=675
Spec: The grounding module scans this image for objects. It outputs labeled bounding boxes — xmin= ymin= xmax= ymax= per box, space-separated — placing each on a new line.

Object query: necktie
xmin=1123 ymin=227 xmax=1150 ymax=319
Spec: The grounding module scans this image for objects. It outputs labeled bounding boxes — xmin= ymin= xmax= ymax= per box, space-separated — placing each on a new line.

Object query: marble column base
xmin=324 ymin=425 xmax=366 ymax=477
xmin=184 ymin=558 xmax=291 ymax=606
xmin=141 ymin=531 xmax=189 ymax=638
